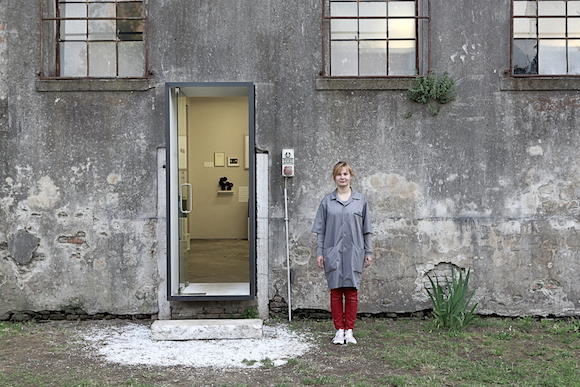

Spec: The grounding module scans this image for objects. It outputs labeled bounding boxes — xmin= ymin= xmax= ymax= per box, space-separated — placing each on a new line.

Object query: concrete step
xmin=150 ymin=319 xmax=263 ymax=341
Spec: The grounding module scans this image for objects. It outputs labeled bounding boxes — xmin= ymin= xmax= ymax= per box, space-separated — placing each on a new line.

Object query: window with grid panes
xmin=41 ymin=0 xmax=146 ymax=78
xmin=513 ymin=0 xmax=580 ymax=75
xmin=323 ymin=0 xmax=428 ymax=77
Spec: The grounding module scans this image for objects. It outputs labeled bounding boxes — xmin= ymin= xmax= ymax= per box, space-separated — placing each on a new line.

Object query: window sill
xmin=36 ymin=78 xmax=155 ymax=92
xmin=316 ymin=77 xmax=411 ymax=91
xmin=500 ymin=76 xmax=580 ymax=91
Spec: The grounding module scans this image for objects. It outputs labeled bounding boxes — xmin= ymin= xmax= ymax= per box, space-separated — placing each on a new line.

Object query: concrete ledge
xmin=500 ymin=76 xmax=580 ymax=91
xmin=36 ymin=78 xmax=155 ymax=92
xmin=150 ymin=319 xmax=263 ymax=341
xmin=316 ymin=77 xmax=411 ymax=91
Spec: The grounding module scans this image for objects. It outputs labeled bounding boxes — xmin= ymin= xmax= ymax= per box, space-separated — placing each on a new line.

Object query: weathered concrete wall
xmin=0 ymin=0 xmax=7 ymax=134
xmin=279 ymin=0 xmax=580 ymax=317
xmin=1 ymin=0 xmax=580 ymax=320
xmin=0 ymin=0 xmax=161 ymax=319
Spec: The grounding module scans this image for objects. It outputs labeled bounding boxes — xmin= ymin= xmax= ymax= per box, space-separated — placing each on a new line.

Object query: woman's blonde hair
xmin=332 ymin=161 xmax=355 ymax=179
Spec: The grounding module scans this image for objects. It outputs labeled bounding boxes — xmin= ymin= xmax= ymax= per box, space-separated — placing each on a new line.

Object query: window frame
xmin=511 ymin=0 xmax=580 ymax=77
xmin=40 ymin=0 xmax=149 ymax=79
xmin=321 ymin=0 xmax=430 ymax=78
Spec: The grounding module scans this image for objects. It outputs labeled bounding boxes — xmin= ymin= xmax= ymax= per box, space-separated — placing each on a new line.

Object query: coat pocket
xmin=353 ymin=245 xmax=365 ymax=273
xmin=322 ymin=245 xmax=340 ymax=274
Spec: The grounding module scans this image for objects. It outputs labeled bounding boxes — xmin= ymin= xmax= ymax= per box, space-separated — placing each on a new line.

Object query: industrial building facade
xmin=2 ymin=0 xmax=580 ymax=321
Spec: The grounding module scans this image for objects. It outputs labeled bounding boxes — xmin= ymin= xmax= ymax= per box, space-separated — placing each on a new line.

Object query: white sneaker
xmin=332 ymin=329 xmax=345 ymax=344
xmin=344 ymin=329 xmax=357 ymax=344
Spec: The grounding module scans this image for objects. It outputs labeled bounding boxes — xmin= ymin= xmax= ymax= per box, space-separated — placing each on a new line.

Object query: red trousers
xmin=330 ymin=287 xmax=358 ymax=330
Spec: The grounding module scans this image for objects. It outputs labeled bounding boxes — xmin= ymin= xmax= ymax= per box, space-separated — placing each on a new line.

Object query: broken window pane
xmin=513 ymin=39 xmax=538 ymax=74
xmin=117 ymin=3 xmax=143 ymax=41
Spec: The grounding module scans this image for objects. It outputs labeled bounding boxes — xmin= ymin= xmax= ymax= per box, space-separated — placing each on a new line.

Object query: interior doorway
xmin=166 ymin=83 xmax=255 ymax=300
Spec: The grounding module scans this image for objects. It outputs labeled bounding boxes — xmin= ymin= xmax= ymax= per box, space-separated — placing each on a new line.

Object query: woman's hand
xmin=364 ymin=256 xmax=373 ymax=268
xmin=316 ymin=256 xmax=324 ymax=269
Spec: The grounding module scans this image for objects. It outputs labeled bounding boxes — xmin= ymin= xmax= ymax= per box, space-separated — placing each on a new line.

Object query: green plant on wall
xmin=425 ymin=266 xmax=478 ymax=331
xmin=407 ymin=70 xmax=456 ymax=116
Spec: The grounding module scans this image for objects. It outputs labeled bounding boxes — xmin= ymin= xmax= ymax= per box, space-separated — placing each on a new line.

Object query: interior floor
xmin=180 ymin=282 xmax=250 ymax=296
xmin=187 ymin=239 xmax=250 ymax=283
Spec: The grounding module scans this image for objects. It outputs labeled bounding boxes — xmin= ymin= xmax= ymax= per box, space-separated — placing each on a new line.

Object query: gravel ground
xmin=79 ymin=321 xmax=316 ymax=369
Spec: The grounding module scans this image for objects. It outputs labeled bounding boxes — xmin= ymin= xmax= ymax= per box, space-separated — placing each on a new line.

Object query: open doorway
xmin=166 ymin=83 xmax=255 ymax=300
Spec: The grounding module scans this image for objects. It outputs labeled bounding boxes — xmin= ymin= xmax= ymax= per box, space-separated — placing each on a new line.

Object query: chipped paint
xmin=27 ymin=176 xmax=60 ymax=210
xmin=528 ymin=145 xmax=544 ymax=156
xmin=107 ymin=174 xmax=121 ymax=185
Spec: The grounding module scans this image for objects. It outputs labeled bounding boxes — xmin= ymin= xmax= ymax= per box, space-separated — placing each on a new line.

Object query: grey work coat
xmin=312 ymin=189 xmax=373 ymax=289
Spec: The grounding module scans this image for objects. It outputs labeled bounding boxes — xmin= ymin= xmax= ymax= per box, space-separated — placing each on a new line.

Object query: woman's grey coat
xmin=312 ymin=189 xmax=373 ymax=289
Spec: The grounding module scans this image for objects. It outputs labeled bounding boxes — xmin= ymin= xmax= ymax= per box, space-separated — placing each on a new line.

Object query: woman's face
xmin=334 ymin=167 xmax=352 ymax=188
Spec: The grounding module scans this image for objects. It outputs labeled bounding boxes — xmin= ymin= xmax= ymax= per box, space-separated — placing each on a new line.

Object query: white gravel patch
xmin=80 ymin=322 xmax=315 ymax=368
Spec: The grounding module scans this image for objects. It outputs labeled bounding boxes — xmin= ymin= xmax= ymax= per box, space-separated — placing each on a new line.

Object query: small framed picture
xmin=228 ymin=157 xmax=240 ymax=167
xmin=214 ymin=152 xmax=225 ymax=167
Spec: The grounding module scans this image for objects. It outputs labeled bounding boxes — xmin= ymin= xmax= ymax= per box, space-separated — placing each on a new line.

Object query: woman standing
xmin=312 ymin=161 xmax=373 ymax=344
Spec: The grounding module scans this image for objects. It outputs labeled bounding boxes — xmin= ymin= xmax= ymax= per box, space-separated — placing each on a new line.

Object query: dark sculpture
xmin=219 ymin=177 xmax=234 ymax=190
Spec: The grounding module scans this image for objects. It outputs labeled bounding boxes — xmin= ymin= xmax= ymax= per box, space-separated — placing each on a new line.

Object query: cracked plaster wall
xmin=2 ymin=0 xmax=580 ymax=319
xmin=266 ymin=0 xmax=580 ymax=317
xmin=0 ymin=0 xmax=162 ymax=319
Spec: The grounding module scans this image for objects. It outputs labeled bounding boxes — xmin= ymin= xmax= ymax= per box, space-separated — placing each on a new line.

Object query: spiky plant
xmin=425 ymin=266 xmax=478 ymax=331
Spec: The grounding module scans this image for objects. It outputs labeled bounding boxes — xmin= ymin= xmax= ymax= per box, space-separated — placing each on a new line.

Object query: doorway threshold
xmin=151 ymin=318 xmax=263 ymax=340
xmin=181 ymin=282 xmax=250 ymax=296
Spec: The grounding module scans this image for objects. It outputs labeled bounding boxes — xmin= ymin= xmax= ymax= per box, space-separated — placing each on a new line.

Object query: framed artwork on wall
xmin=214 ymin=152 xmax=225 ymax=167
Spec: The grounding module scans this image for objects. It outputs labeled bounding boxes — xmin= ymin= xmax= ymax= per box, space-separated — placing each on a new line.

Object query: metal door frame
xmin=165 ymin=82 xmax=256 ymax=301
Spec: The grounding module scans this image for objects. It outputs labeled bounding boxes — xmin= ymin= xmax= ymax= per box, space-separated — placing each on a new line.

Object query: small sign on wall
xmin=228 ymin=157 xmax=240 ymax=167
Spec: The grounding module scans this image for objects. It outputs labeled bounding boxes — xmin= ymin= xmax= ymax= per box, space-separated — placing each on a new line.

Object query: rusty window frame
xmin=511 ymin=0 xmax=580 ymax=77
xmin=321 ymin=0 xmax=430 ymax=78
xmin=40 ymin=0 xmax=149 ymax=79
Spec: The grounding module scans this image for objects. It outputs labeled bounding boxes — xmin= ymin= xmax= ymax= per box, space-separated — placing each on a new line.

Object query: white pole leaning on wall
xmin=282 ymin=149 xmax=295 ymax=322
xmin=284 ymin=177 xmax=292 ymax=321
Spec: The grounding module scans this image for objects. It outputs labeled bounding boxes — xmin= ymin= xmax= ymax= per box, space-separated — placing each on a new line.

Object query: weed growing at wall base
xmin=426 ymin=267 xmax=478 ymax=330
